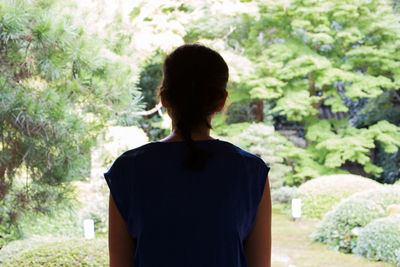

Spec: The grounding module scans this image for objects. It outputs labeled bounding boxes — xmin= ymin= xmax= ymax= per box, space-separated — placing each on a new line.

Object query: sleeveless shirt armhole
xmin=256 ymin=159 xmax=270 ymax=209
xmin=244 ymin=158 xmax=270 ymax=241
xmin=260 ymin=160 xmax=270 ymax=192
xmin=103 ymin=156 xmax=130 ymax=224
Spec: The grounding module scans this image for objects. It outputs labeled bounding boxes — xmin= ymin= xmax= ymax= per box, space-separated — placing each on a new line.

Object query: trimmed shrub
xmin=386 ymin=204 xmax=400 ymax=217
xmin=348 ymin=186 xmax=400 ymax=211
xmin=354 ymin=216 xmax=400 ymax=266
xmin=311 ymin=198 xmax=385 ymax=253
xmin=299 ymin=174 xmax=383 ymax=219
xmin=1 ymin=238 xmax=108 ymax=266
xmin=301 ymin=194 xmax=344 ymax=219
xmin=271 ymin=186 xmax=299 ymax=204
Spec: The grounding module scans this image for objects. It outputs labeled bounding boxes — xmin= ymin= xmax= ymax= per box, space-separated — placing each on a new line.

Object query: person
xmin=105 ymin=43 xmax=271 ymax=267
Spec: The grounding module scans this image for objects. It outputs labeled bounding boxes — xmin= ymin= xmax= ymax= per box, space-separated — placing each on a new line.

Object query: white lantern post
xmin=291 ymin=198 xmax=302 ymax=221
xmin=84 ymin=219 xmax=95 ymax=239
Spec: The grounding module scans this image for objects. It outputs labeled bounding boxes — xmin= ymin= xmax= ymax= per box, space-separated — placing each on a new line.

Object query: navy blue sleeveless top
xmin=104 ymin=139 xmax=270 ymax=267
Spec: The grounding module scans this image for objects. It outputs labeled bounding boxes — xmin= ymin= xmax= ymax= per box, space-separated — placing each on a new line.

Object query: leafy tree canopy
xmin=223 ymin=0 xmax=400 ymax=182
xmin=0 ymin=0 xmax=141 ymax=245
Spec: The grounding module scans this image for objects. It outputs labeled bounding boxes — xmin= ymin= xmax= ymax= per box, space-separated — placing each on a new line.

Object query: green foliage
xmin=348 ymin=187 xmax=400 ymax=211
xmin=0 ymin=0 xmax=142 ymax=246
xmin=19 ymin=197 xmax=82 ymax=239
xmin=2 ymin=0 xmax=399 ymax=250
xmin=312 ymin=186 xmax=400 ymax=254
xmin=216 ymin=121 xmax=338 ymax=186
xmin=129 ymin=6 xmax=141 ymax=20
xmin=104 ymin=0 xmax=400 ymax=183
xmin=386 ymin=204 xmax=400 ymax=217
xmin=184 ymin=15 xmax=241 ymax=43
xmin=305 ymin=119 xmax=400 ymax=176
xmin=230 ymin=0 xmax=400 ymax=180
xmin=354 ymin=216 xmax=400 ymax=265
xmin=270 ymin=84 xmax=321 ymax=121
xmin=138 ymin=114 xmax=170 ymax=141
xmin=394 ymin=0 xmax=400 ymax=12
xmin=352 ymin=90 xmax=400 ymax=183
xmin=298 ymin=174 xmax=383 ymax=219
xmin=225 ymin=101 xmax=258 ymax=124
xmin=248 ymin=77 xmax=286 ymax=100
xmin=271 ymin=186 xmax=299 ymax=204
xmin=353 ymin=90 xmax=400 ymax=129
xmin=133 ymin=50 xmax=174 ymax=141
xmin=312 ymin=198 xmax=385 ymax=253
xmin=1 ymin=238 xmax=108 ymax=266
xmin=280 ymin=141 xmax=337 ymax=186
xmin=0 ymin=216 xmax=22 ymax=250
xmin=136 ymin=50 xmax=165 ymax=109
xmin=301 ymin=194 xmax=343 ymax=220
xmin=212 ymin=121 xmax=251 ymax=137
xmin=89 ymin=212 xmax=107 ymax=238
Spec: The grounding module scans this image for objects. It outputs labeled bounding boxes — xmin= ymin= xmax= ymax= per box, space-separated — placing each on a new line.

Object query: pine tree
xmin=0 ymin=0 xmax=141 ymax=246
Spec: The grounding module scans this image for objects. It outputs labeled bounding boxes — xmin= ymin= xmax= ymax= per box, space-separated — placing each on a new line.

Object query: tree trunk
xmin=250 ymin=100 xmax=264 ymax=122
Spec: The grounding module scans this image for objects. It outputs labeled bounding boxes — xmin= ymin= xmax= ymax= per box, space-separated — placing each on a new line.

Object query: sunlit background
xmin=0 ymin=0 xmax=400 ymax=266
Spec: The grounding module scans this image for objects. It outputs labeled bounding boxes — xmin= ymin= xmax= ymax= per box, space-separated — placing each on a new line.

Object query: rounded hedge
xmin=300 ymin=194 xmax=343 ymax=219
xmin=299 ymin=174 xmax=382 ymax=219
xmin=1 ymin=238 xmax=108 ymax=266
xmin=299 ymin=174 xmax=383 ymax=197
xmin=271 ymin=186 xmax=299 ymax=204
xmin=354 ymin=216 xmax=400 ymax=266
xmin=387 ymin=204 xmax=400 ymax=217
xmin=348 ymin=186 xmax=400 ymax=211
xmin=311 ymin=198 xmax=385 ymax=253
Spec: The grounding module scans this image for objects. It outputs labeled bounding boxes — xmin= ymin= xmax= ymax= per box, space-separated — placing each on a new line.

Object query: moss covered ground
xmin=271 ymin=206 xmax=394 ymax=267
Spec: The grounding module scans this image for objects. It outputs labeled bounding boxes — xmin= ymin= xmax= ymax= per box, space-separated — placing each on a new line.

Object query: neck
xmin=160 ymin=117 xmax=214 ymax=142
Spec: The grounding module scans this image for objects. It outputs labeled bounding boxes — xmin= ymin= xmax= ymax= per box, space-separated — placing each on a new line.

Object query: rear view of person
xmin=105 ymin=43 xmax=271 ymax=267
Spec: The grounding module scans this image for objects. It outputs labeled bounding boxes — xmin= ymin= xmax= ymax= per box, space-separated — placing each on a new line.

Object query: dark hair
xmin=157 ymin=43 xmax=229 ymax=171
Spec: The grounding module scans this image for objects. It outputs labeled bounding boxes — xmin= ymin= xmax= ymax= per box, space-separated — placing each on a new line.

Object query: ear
xmin=216 ymin=91 xmax=228 ymax=112
xmin=160 ymin=93 xmax=170 ymax=108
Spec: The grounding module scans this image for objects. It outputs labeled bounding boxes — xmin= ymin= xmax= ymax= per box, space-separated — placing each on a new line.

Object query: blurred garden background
xmin=0 ymin=0 xmax=400 ymax=266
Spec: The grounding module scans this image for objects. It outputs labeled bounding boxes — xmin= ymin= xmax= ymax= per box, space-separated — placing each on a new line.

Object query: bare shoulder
xmin=244 ymin=177 xmax=272 ymax=267
xmin=108 ymin=194 xmax=137 ymax=267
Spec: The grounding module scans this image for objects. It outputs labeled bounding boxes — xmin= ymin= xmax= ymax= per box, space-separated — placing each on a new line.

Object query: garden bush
xmin=386 ymin=204 xmax=400 ymax=217
xmin=19 ymin=200 xmax=83 ymax=240
xmin=348 ymin=186 xmax=400 ymax=211
xmin=300 ymin=194 xmax=344 ymax=219
xmin=354 ymin=216 xmax=400 ymax=266
xmin=271 ymin=186 xmax=299 ymax=204
xmin=1 ymin=238 xmax=108 ymax=266
xmin=299 ymin=174 xmax=382 ymax=219
xmin=311 ymin=198 xmax=385 ymax=253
